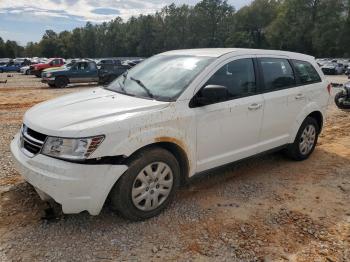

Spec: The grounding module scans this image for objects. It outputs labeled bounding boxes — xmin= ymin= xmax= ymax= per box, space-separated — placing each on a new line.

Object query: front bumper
xmin=10 ymin=134 xmax=128 ymax=215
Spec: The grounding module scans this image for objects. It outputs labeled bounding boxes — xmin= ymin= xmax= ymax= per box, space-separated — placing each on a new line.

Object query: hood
xmin=24 ymin=87 xmax=169 ymax=136
xmin=43 ymin=67 xmax=67 ymax=74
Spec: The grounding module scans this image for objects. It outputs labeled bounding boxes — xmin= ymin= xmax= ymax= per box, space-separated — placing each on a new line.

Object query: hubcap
xmin=132 ymin=162 xmax=173 ymax=211
xmin=299 ymin=124 xmax=316 ymax=155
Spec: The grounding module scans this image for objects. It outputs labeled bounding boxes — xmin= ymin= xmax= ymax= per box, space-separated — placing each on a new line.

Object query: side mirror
xmin=195 ymin=84 xmax=228 ymax=106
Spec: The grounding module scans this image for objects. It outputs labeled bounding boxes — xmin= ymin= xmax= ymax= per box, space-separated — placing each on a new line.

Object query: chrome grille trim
xmin=20 ymin=124 xmax=47 ymax=157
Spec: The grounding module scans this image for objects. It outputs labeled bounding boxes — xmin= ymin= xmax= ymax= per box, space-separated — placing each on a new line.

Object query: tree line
xmin=1 ymin=0 xmax=350 ymax=59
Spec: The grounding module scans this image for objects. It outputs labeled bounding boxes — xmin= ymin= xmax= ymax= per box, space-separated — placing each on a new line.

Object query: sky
xmin=0 ymin=0 xmax=252 ymax=45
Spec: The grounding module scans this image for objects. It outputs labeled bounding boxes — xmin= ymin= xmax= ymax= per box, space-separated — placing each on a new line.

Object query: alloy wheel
xmin=299 ymin=124 xmax=316 ymax=155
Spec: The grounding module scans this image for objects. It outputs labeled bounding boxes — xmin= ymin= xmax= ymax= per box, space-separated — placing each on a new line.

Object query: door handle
xmin=248 ymin=103 xmax=262 ymax=110
xmin=295 ymin=93 xmax=305 ymax=100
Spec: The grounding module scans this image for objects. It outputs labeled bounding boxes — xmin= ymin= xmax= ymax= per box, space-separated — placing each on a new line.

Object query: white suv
xmin=11 ymin=49 xmax=330 ymax=220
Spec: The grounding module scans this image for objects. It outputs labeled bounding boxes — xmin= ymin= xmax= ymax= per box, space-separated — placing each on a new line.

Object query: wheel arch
xmin=307 ymin=111 xmax=323 ymax=133
xmin=290 ymin=101 xmax=325 ymax=143
xmin=124 ymin=141 xmax=190 ymax=186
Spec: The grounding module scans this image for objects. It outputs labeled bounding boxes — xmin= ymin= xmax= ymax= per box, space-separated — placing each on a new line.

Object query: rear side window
xmin=292 ymin=60 xmax=321 ymax=84
xmin=259 ymin=58 xmax=295 ymax=92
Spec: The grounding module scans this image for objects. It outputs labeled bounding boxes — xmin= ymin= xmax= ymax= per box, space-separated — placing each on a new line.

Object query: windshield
xmin=106 ymin=55 xmax=214 ymax=101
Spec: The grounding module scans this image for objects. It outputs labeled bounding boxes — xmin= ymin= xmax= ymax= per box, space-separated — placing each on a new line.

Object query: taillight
xmin=327 ymin=84 xmax=331 ymax=95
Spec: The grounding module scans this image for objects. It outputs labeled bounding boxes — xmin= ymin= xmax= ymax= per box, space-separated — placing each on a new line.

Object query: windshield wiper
xmin=130 ymin=76 xmax=154 ymax=98
xmin=122 ymin=71 xmax=128 ymax=85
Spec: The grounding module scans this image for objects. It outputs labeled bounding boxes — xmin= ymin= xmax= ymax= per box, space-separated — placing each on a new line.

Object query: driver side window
xmin=203 ymin=58 xmax=256 ymax=103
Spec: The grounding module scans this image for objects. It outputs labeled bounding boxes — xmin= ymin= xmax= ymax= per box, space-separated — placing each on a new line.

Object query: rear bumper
xmin=10 ymin=133 xmax=128 ymax=215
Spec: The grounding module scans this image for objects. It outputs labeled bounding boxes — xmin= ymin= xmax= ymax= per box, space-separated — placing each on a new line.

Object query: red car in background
xmin=30 ymin=58 xmax=65 ymax=77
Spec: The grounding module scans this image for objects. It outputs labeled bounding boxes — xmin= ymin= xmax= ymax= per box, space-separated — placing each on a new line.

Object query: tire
xmin=110 ymin=147 xmax=180 ymax=221
xmin=48 ymin=83 xmax=56 ymax=88
xmin=286 ymin=117 xmax=320 ymax=161
xmin=25 ymin=69 xmax=31 ymax=75
xmin=335 ymin=91 xmax=350 ymax=110
xmin=54 ymin=76 xmax=68 ymax=88
xmin=0 ymin=69 xmax=3 ymax=73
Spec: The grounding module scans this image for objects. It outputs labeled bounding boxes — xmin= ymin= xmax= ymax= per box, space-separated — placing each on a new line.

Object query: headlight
xmin=42 ymin=136 xmax=104 ymax=160
xmin=46 ymin=73 xmax=52 ymax=78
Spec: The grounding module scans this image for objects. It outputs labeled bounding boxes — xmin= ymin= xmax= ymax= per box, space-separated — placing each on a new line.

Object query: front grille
xmin=20 ymin=124 xmax=47 ymax=157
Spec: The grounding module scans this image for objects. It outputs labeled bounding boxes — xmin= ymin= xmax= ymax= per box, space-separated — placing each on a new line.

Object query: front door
xmin=193 ymin=57 xmax=264 ymax=172
xmin=69 ymin=62 xmax=91 ymax=83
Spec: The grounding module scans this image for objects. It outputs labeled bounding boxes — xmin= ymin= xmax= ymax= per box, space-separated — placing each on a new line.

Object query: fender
xmin=289 ymin=102 xmax=324 ymax=143
xmin=110 ymin=125 xmax=196 ymax=176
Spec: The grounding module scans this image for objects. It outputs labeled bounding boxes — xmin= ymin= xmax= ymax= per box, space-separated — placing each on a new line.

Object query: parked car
xmin=97 ymin=58 xmax=123 ymax=67
xmin=321 ymin=62 xmax=344 ymax=75
xmin=41 ymin=60 xmax=128 ymax=88
xmin=20 ymin=65 xmax=31 ymax=75
xmin=0 ymin=58 xmax=11 ymax=66
xmin=10 ymin=49 xmax=330 ymax=220
xmin=30 ymin=58 xmax=65 ymax=77
xmin=123 ymin=59 xmax=144 ymax=69
xmin=0 ymin=61 xmax=22 ymax=73
xmin=98 ymin=62 xmax=129 ymax=84
xmin=345 ymin=67 xmax=350 ymax=76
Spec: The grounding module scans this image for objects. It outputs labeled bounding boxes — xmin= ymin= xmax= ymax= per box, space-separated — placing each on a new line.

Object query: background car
xmin=0 ymin=61 xmax=22 ymax=73
xmin=20 ymin=65 xmax=31 ymax=75
xmin=30 ymin=58 xmax=65 ymax=77
xmin=321 ymin=62 xmax=344 ymax=75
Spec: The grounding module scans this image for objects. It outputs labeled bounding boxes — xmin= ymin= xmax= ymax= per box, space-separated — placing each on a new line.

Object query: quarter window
xmin=292 ymin=60 xmax=321 ymax=84
xmin=205 ymin=58 xmax=256 ymax=100
xmin=259 ymin=58 xmax=295 ymax=91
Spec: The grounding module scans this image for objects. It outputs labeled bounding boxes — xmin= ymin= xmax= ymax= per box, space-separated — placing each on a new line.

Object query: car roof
xmin=160 ymin=48 xmax=315 ymax=61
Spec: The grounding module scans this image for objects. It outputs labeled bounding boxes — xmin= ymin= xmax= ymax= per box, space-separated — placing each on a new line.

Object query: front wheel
xmin=110 ymin=147 xmax=180 ymax=221
xmin=286 ymin=117 xmax=319 ymax=161
xmin=54 ymin=76 xmax=68 ymax=88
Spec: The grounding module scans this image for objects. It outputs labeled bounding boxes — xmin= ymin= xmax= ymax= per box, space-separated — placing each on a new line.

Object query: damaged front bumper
xmin=10 ymin=133 xmax=128 ymax=215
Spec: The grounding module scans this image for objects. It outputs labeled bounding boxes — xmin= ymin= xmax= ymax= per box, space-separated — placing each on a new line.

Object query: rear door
xmin=257 ymin=56 xmax=304 ymax=152
xmin=291 ymin=59 xmax=328 ymax=109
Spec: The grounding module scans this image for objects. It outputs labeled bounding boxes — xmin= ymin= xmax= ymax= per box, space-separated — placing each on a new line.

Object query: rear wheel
xmin=110 ymin=147 xmax=180 ymax=221
xmin=0 ymin=69 xmax=3 ymax=73
xmin=286 ymin=117 xmax=319 ymax=161
xmin=48 ymin=83 xmax=56 ymax=88
xmin=54 ymin=76 xmax=68 ymax=88
xmin=25 ymin=69 xmax=31 ymax=75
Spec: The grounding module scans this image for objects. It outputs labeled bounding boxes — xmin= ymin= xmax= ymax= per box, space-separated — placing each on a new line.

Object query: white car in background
xmin=11 ymin=48 xmax=330 ymax=221
xmin=321 ymin=62 xmax=344 ymax=75
xmin=20 ymin=65 xmax=31 ymax=75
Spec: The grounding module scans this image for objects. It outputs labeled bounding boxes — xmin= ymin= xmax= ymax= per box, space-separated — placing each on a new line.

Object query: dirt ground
xmin=0 ymin=73 xmax=349 ymax=261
